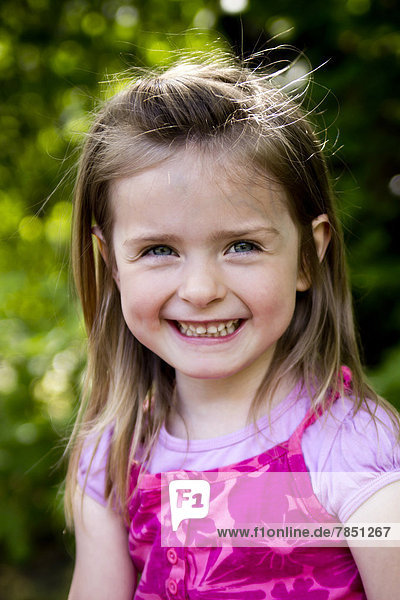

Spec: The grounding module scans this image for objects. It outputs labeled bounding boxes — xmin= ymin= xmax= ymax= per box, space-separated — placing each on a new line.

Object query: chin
xmin=176 ymin=365 xmax=242 ymax=381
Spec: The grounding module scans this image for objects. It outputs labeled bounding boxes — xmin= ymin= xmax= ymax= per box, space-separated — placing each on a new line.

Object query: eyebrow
xmin=122 ymin=227 xmax=281 ymax=248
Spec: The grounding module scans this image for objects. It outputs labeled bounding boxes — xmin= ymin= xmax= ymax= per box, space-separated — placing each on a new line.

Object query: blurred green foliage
xmin=0 ymin=0 xmax=399 ymax=596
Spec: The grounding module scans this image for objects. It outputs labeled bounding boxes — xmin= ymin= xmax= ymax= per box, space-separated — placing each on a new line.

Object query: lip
xmin=167 ymin=319 xmax=245 ymax=344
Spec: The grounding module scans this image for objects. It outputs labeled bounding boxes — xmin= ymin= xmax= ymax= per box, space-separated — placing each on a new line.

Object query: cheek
xmin=256 ymin=288 xmax=296 ymax=317
xmin=254 ymin=274 xmax=298 ymax=321
xmin=118 ymin=273 xmax=165 ymax=330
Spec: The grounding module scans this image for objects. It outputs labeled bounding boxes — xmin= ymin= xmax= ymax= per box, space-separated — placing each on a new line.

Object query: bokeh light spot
xmin=49 ymin=41 xmax=83 ymax=75
xmin=18 ymin=216 xmax=43 ymax=242
xmin=347 ymin=0 xmax=370 ymax=15
xmin=0 ymin=361 xmax=18 ymax=394
xmin=44 ymin=201 xmax=72 ymax=245
xmin=220 ymin=0 xmax=248 ymax=15
xmin=15 ymin=423 xmax=38 ymax=445
xmin=275 ymin=59 xmax=310 ymax=93
xmin=266 ymin=16 xmax=295 ymax=41
xmin=0 ymin=192 xmax=23 ymax=234
xmin=389 ymin=174 xmax=400 ymax=196
xmin=81 ymin=12 xmax=107 ymax=36
xmin=0 ymin=38 xmax=13 ymax=72
xmin=18 ymin=45 xmax=40 ymax=72
xmin=115 ymin=5 xmax=138 ymax=28
xmin=193 ymin=9 xmax=216 ymax=29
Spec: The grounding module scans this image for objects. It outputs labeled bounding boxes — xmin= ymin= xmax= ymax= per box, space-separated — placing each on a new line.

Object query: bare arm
xmin=347 ymin=480 xmax=400 ymax=600
xmin=68 ymin=489 xmax=137 ymax=600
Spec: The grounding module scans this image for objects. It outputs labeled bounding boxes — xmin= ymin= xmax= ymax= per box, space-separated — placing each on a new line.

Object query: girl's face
xmin=109 ymin=151 xmax=308 ymax=384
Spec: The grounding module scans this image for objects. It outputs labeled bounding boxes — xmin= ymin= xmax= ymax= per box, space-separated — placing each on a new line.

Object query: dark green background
xmin=1 ymin=0 xmax=399 ymax=597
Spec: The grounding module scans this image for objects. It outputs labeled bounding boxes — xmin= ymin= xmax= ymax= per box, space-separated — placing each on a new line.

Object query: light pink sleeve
xmin=303 ymin=398 xmax=400 ymax=522
xmin=77 ymin=427 xmax=113 ymax=506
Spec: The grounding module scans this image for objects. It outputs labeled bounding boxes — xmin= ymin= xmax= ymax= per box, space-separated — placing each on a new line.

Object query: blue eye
xmin=145 ymin=245 xmax=176 ymax=256
xmin=228 ymin=241 xmax=260 ymax=253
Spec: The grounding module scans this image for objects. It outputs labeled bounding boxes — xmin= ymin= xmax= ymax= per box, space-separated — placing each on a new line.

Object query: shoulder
xmin=77 ymin=425 xmax=114 ymax=506
xmin=303 ymin=395 xmax=400 ymax=521
xmin=340 ymin=397 xmax=399 ymax=466
xmin=305 ymin=395 xmax=400 ymax=469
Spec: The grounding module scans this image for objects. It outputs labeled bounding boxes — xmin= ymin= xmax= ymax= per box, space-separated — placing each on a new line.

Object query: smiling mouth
xmin=175 ymin=319 xmax=241 ymax=337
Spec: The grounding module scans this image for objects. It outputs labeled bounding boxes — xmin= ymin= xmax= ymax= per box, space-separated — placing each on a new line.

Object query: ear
xmin=311 ymin=214 xmax=331 ymax=262
xmin=91 ymin=225 xmax=108 ymax=263
xmin=296 ymin=214 xmax=331 ymax=292
xmin=91 ymin=225 xmax=120 ymax=289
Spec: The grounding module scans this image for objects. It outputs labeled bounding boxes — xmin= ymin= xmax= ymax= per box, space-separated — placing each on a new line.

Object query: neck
xmin=167 ymin=366 xmax=295 ymax=440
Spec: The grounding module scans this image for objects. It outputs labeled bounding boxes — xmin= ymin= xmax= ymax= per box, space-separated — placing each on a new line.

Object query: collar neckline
xmin=159 ymin=382 xmax=304 ymax=452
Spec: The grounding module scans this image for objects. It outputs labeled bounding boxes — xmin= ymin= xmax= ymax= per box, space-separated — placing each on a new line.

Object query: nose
xmin=178 ymin=261 xmax=226 ymax=307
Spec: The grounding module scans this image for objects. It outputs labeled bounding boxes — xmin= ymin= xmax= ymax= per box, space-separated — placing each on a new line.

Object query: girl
xmin=65 ymin=55 xmax=400 ymax=599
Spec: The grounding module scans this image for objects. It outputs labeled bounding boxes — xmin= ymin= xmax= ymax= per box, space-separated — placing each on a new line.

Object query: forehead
xmin=109 ymin=149 xmax=290 ymax=228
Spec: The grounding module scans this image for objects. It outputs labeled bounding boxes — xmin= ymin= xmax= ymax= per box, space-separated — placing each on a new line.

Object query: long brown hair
xmin=65 ymin=53 xmax=398 ymax=524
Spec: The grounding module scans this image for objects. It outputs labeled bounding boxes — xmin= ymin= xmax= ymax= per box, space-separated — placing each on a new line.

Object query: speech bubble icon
xmin=169 ymin=479 xmax=210 ymax=532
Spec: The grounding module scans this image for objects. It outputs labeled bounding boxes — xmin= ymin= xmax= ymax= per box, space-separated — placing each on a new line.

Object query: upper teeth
xmin=177 ymin=320 xmax=240 ymax=337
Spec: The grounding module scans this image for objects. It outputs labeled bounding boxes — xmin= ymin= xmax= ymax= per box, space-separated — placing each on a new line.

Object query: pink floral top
xmin=126 ymin=370 xmax=367 ymax=599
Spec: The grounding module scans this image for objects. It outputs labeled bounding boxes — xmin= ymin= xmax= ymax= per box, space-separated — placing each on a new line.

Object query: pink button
xmin=167 ymin=578 xmax=178 ymax=595
xmin=166 ymin=548 xmax=178 ymax=565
